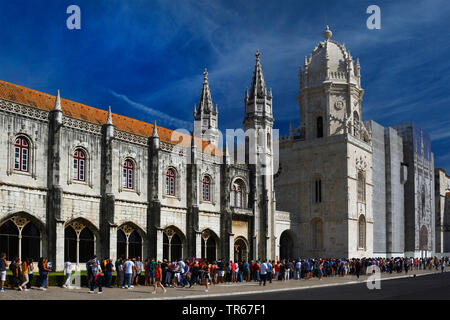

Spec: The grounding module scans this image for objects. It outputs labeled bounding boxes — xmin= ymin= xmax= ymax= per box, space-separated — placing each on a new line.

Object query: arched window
xmin=166 ymin=169 xmax=175 ymax=196
xmin=315 ymin=178 xmax=322 ymax=203
xmin=317 ymin=117 xmax=323 ymax=138
xmin=117 ymin=227 xmax=142 ymax=259
xmin=64 ymin=223 xmax=95 ymax=264
xmin=14 ymin=136 xmax=30 ymax=172
xmin=0 ymin=217 xmax=42 ymax=261
xmin=267 ymin=132 xmax=271 ymax=150
xmin=353 ymin=112 xmax=360 ymax=138
xmin=357 ymin=171 xmax=366 ymax=203
xmin=358 ymin=215 xmax=366 ymax=250
xmin=73 ymin=149 xmax=86 ymax=181
xmin=21 ymin=222 xmax=41 ymax=260
xmin=311 ymin=219 xmax=323 ymax=250
xmin=123 ymin=160 xmax=134 ymax=189
xmin=231 ymin=180 xmax=245 ymax=208
xmin=0 ymin=220 xmax=19 ymax=260
xmin=202 ymin=176 xmax=211 ymax=201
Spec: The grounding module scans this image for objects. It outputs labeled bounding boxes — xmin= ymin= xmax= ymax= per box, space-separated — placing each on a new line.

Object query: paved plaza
xmin=0 ymin=267 xmax=447 ymax=300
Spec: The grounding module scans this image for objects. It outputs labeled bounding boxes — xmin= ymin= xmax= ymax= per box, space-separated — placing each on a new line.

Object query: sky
xmin=0 ymin=0 xmax=449 ymax=170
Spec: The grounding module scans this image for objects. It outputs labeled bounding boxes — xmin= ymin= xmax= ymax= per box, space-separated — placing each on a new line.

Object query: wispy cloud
xmin=110 ymin=90 xmax=193 ymax=130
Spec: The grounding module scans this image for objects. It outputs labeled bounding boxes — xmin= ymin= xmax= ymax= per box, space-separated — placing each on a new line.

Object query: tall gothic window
xmin=358 ymin=215 xmax=366 ymax=249
xmin=231 ymin=180 xmax=245 ymax=208
xmin=123 ymin=160 xmax=134 ymax=189
xmin=14 ymin=136 xmax=29 ymax=172
xmin=202 ymin=176 xmax=211 ymax=201
xmin=315 ymin=178 xmax=322 ymax=203
xmin=357 ymin=171 xmax=366 ymax=203
xmin=166 ymin=169 xmax=175 ymax=196
xmin=317 ymin=117 xmax=324 ymax=138
xmin=73 ymin=149 xmax=86 ymax=181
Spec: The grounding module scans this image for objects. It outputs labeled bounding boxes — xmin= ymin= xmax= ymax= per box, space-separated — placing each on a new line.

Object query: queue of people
xmin=1 ymin=251 xmax=448 ymax=294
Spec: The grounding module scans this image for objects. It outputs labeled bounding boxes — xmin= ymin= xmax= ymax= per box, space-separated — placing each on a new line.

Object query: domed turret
xmin=302 ymin=26 xmax=359 ymax=88
xmin=297 ymin=27 xmax=366 ymax=141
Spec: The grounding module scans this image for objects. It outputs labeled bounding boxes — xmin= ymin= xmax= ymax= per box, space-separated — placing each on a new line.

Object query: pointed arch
xmin=117 ymin=221 xmax=146 ymax=259
xmin=200 ymin=228 xmax=219 ymax=262
xmin=162 ymin=225 xmax=185 ymax=261
xmin=0 ymin=212 xmax=44 ymax=261
xmin=64 ymin=217 xmax=99 ymax=264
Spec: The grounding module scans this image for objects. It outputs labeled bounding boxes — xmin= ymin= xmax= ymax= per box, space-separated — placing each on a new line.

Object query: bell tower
xmin=298 ymin=26 xmax=367 ymax=141
xmin=244 ymin=50 xmax=276 ymax=260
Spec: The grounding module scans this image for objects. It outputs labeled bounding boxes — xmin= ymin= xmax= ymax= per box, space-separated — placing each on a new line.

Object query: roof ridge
xmin=0 ymin=79 xmax=222 ymax=156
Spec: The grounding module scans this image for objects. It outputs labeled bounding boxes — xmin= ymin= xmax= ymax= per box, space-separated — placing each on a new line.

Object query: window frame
xmin=14 ymin=136 xmax=30 ymax=172
xmin=123 ymin=159 xmax=135 ymax=190
xmin=73 ymin=149 xmax=86 ymax=182
xmin=165 ymin=168 xmax=176 ymax=196
xmin=202 ymin=176 xmax=211 ymax=202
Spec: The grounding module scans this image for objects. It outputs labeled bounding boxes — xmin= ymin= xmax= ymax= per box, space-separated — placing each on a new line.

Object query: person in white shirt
xmin=259 ymin=260 xmax=268 ymax=286
xmin=295 ymin=260 xmax=301 ymax=279
xmin=63 ymin=261 xmax=73 ymax=288
xmin=123 ymin=258 xmax=135 ymax=289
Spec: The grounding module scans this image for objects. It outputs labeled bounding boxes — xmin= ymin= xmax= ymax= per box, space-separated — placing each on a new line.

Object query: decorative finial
xmin=203 ymin=68 xmax=208 ymax=82
xmin=106 ymin=106 xmax=113 ymax=125
xmin=255 ymin=49 xmax=261 ymax=61
xmin=152 ymin=120 xmax=159 ymax=138
xmin=54 ymin=90 xmax=62 ymax=111
xmin=324 ymin=25 xmax=332 ymax=40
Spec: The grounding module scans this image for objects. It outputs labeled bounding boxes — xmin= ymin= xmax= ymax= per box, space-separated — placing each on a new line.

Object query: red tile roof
xmin=0 ymin=80 xmax=221 ymax=156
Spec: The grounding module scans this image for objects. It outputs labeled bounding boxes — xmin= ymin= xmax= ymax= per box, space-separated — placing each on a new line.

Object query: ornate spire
xmin=106 ymin=106 xmax=113 ymax=125
xmin=198 ymin=68 xmax=214 ymax=113
xmin=249 ymin=50 xmax=267 ymax=99
xmin=152 ymin=120 xmax=159 ymax=138
xmin=54 ymin=90 xmax=62 ymax=111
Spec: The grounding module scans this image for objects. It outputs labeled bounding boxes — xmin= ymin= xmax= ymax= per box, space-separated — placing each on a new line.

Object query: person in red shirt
xmin=275 ymin=261 xmax=280 ymax=280
xmin=249 ymin=261 xmax=254 ymax=281
xmin=152 ymin=262 xmax=166 ymax=294
xmin=231 ymin=261 xmax=236 ymax=282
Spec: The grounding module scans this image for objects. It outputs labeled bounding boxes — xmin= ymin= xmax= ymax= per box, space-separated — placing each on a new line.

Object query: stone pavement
xmin=0 ymin=267 xmax=447 ymax=300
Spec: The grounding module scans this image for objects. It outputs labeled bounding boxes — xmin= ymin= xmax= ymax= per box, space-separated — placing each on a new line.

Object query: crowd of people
xmin=1 ymin=251 xmax=448 ymax=294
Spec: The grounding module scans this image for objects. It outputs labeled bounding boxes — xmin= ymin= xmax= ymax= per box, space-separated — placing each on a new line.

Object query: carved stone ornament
xmin=201 ymin=230 xmax=210 ymax=240
xmin=119 ymin=224 xmax=134 ymax=236
xmin=356 ymin=156 xmax=368 ymax=171
xmin=11 ymin=216 xmax=29 ymax=229
xmin=334 ymin=100 xmax=344 ymax=110
xmin=70 ymin=221 xmax=86 ymax=234
xmin=164 ymin=228 xmax=175 ymax=238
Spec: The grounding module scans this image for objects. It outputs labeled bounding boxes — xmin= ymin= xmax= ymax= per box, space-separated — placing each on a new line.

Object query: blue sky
xmin=0 ymin=0 xmax=449 ymax=170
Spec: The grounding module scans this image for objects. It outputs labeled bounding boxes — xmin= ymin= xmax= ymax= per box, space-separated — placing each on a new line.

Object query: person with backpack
xmin=89 ymin=261 xmax=103 ymax=294
xmin=0 ymin=253 xmax=7 ymax=292
xmin=86 ymin=258 xmax=94 ymax=289
xmin=39 ymin=257 xmax=50 ymax=290
xmin=149 ymin=258 xmax=156 ymax=286
xmin=10 ymin=257 xmax=21 ymax=290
